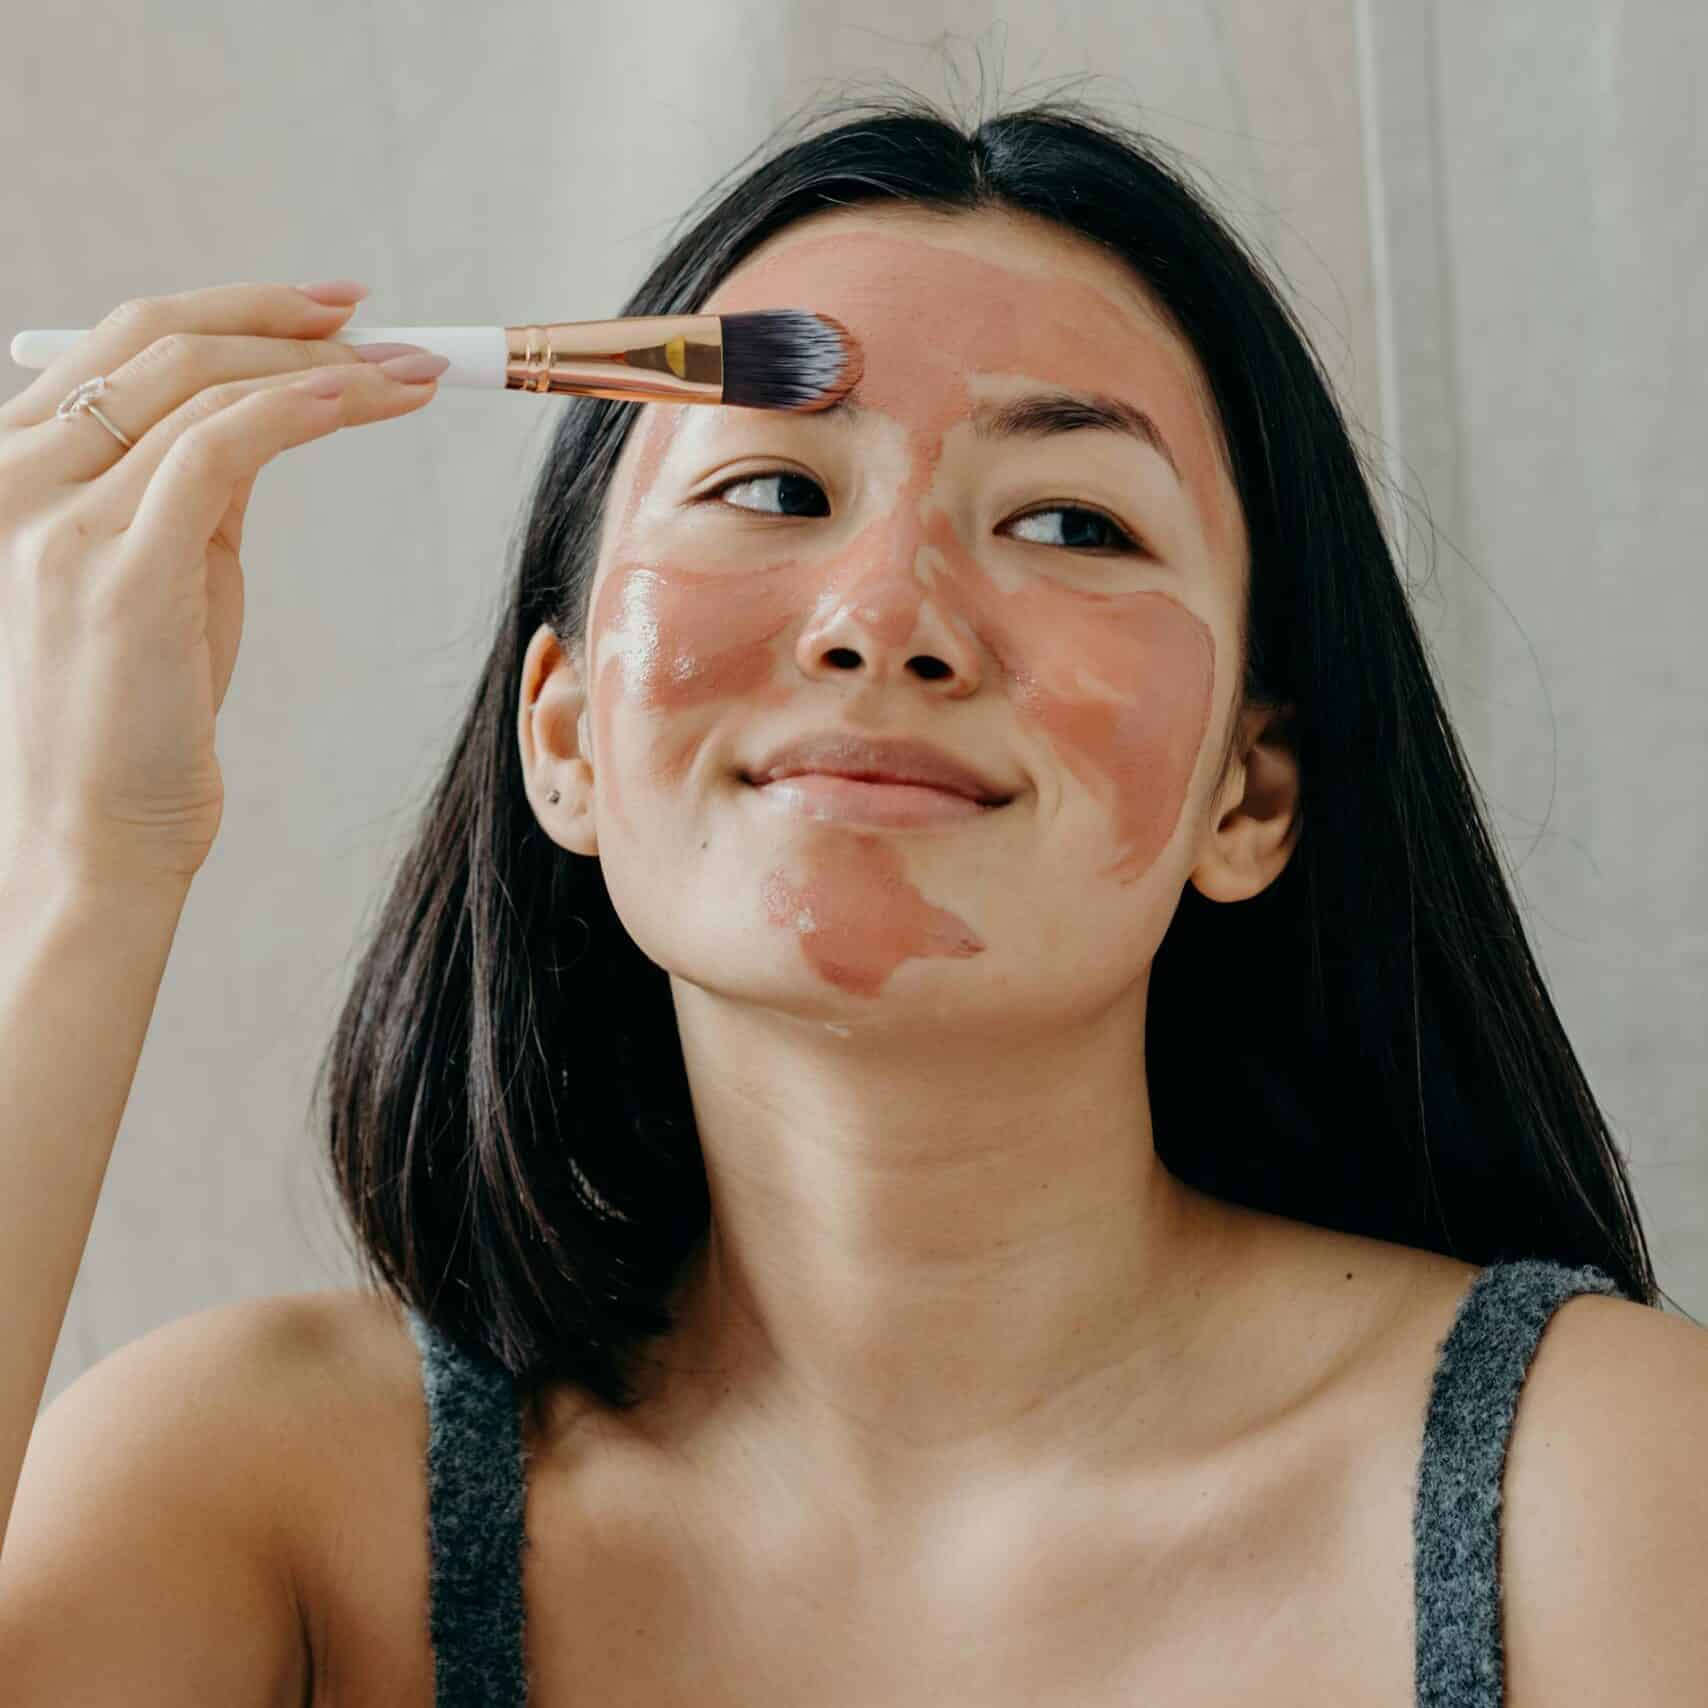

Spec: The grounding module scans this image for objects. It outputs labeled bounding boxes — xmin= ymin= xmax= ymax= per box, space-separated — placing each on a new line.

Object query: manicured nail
xmin=351 ymin=342 xmax=430 ymax=363
xmin=296 ymin=279 xmax=371 ymax=306
xmin=377 ymin=350 xmax=450 ymax=383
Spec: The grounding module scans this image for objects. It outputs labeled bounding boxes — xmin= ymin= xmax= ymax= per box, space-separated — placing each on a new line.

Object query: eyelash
xmin=701 ymin=468 xmax=1146 ymax=555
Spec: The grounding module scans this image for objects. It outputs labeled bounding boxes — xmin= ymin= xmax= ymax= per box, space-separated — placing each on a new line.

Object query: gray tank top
xmin=405 ymin=1256 xmax=1624 ymax=1707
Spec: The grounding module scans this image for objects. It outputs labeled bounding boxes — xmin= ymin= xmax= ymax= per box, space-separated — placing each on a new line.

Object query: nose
xmin=790 ymin=583 xmax=983 ymax=695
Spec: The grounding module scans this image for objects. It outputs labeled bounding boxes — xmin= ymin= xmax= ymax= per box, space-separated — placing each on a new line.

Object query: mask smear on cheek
xmin=1013 ymin=593 xmax=1217 ymax=884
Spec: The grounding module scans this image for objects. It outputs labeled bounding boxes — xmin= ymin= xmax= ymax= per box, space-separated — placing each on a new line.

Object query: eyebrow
xmin=811 ymin=386 xmax=1183 ymax=487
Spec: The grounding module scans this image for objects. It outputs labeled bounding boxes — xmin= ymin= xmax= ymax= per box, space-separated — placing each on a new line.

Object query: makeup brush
xmin=8 ymin=311 xmax=864 ymax=412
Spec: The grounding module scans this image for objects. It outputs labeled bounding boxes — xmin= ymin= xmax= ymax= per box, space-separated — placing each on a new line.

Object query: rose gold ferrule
xmin=503 ymin=314 xmax=725 ymax=404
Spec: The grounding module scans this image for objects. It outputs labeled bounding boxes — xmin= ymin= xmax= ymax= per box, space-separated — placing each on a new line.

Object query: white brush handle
xmin=9 ymin=326 xmax=510 ymax=388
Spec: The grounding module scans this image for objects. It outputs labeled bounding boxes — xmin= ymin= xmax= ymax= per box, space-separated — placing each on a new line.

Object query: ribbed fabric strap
xmin=406 ymin=1309 xmax=531 ymax=1708
xmin=1413 ymin=1258 xmax=1625 ymax=1708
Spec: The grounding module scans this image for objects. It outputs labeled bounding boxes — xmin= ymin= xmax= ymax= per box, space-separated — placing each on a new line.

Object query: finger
xmin=22 ymin=325 xmax=433 ymax=490
xmin=0 ymin=280 xmax=362 ymax=439
xmin=107 ymin=362 xmax=436 ymax=567
xmin=80 ymin=361 xmax=438 ymax=543
xmin=111 ymin=371 xmax=365 ymax=589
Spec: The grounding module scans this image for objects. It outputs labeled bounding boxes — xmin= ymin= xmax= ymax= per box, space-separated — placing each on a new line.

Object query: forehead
xmin=712 ymin=203 xmax=1174 ymax=328
xmin=610 ymin=206 xmax=1240 ymax=565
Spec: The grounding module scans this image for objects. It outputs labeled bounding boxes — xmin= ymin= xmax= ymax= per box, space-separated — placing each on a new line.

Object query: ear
xmin=517 ymin=621 xmax=599 ymax=858
xmin=1186 ymin=699 xmax=1301 ymax=904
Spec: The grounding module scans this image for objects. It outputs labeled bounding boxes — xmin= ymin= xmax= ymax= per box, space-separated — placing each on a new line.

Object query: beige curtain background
xmin=3 ymin=1 xmax=1700 ymax=1411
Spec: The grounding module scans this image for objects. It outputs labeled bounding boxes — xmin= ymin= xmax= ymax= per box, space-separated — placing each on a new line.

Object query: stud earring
xmin=547 ymin=788 xmax=561 ymax=804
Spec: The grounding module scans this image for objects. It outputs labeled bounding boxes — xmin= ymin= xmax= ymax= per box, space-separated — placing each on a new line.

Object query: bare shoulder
xmin=20 ymin=1288 xmax=382 ymax=1530
xmin=1243 ymin=1217 xmax=1708 ymax=1704
xmin=111 ymin=1286 xmax=427 ymax=1539
xmin=96 ymin=1285 xmax=426 ymax=1463
xmin=215 ymin=1283 xmax=431 ymax=1532
xmin=1213 ymin=1202 xmax=1485 ymax=1369
xmin=1500 ymin=1286 xmax=1708 ymax=1706
xmin=246 ymin=1283 xmax=427 ymax=1415
xmin=0 ymin=1289 xmax=394 ymax=1708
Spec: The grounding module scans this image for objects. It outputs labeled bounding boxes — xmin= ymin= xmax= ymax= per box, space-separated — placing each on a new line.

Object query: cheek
xmin=583 ymin=552 xmax=804 ymax=838
xmin=1006 ymin=590 xmax=1217 ymax=883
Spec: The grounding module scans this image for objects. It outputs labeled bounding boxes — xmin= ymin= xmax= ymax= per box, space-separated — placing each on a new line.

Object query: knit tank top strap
xmin=1412 ymin=1257 xmax=1625 ymax=1708
xmin=406 ymin=1308 xmax=531 ymax=1708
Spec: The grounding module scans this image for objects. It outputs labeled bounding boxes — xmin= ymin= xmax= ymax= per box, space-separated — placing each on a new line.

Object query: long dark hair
xmin=313 ymin=81 xmax=1687 ymax=1424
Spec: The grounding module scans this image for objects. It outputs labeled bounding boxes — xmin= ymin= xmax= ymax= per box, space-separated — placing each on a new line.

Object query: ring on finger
xmin=56 ymin=375 xmax=136 ymax=449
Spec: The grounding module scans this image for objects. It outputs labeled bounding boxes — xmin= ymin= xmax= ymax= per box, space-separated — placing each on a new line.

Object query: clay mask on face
xmin=585 ymin=222 xmax=1227 ymax=998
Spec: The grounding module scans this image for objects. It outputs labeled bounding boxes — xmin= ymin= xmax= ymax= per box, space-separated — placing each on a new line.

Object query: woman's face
xmin=529 ymin=205 xmax=1251 ymax=1029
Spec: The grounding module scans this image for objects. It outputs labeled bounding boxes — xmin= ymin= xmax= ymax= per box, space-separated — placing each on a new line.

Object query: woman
xmin=313 ymin=86 xmax=1704 ymax=1705
xmin=5 ymin=85 xmax=1704 ymax=1708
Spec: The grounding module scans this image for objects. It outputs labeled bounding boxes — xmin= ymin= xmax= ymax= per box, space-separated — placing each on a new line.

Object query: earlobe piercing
xmin=547 ymin=789 xmax=561 ymax=804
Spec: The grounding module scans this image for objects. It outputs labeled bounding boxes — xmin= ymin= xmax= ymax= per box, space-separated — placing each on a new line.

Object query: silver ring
xmin=56 ymin=375 xmax=135 ymax=450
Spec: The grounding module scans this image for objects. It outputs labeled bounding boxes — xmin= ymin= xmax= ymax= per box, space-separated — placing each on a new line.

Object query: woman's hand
xmin=0 ymin=281 xmax=445 ymax=892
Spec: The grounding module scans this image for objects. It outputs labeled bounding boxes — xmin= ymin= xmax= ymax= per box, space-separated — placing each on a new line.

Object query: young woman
xmin=4 ymin=87 xmax=1703 ymax=1708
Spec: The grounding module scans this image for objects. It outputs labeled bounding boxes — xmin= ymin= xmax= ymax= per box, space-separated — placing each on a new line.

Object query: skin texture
xmin=513 ymin=203 xmax=1302 ymax=1546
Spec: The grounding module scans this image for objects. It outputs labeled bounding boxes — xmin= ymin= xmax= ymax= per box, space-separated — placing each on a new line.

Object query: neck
xmin=610 ymin=992 xmax=1268 ymax=1531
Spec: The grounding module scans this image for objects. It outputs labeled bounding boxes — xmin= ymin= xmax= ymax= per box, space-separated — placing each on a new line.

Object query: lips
xmin=744 ymin=730 xmax=1014 ymax=805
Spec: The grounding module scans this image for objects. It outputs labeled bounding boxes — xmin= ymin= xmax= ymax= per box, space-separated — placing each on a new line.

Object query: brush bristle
xmin=717 ymin=310 xmax=863 ymax=411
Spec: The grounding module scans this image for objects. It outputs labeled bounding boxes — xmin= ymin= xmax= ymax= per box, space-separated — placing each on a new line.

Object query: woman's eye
xmin=706 ymin=470 xmax=831 ymax=518
xmin=1006 ymin=505 xmax=1140 ymax=554
xmin=703 ymin=469 xmax=1143 ymax=554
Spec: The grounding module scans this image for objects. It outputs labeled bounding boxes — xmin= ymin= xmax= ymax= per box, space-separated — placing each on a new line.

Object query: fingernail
xmin=377 ymin=351 xmax=450 ymax=383
xmin=296 ymin=279 xmax=371 ymax=306
xmin=351 ymin=342 xmax=430 ymax=363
